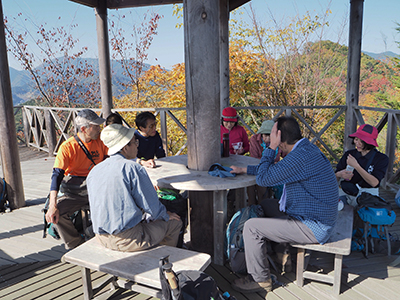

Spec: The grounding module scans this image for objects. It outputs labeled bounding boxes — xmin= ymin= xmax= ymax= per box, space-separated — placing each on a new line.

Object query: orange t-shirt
xmin=53 ymin=136 xmax=108 ymax=177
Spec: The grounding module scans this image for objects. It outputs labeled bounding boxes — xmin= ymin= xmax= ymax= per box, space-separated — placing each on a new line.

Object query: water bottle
xmin=222 ymin=133 xmax=230 ymax=157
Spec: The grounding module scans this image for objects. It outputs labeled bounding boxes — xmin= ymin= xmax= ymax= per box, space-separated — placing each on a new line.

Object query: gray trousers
xmin=244 ymin=198 xmax=318 ymax=282
xmin=55 ymin=195 xmax=88 ymax=249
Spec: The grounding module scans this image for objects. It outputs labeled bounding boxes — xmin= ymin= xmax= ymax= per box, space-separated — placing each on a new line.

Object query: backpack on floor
xmin=225 ymin=205 xmax=264 ymax=274
xmin=356 ymin=192 xmax=396 ymax=225
xmin=0 ymin=177 xmax=9 ymax=212
xmin=159 ymin=256 xmax=221 ymax=300
xmin=351 ymin=193 xmax=396 ymax=255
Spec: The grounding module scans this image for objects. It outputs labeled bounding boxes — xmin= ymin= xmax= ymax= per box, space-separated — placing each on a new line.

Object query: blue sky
xmin=3 ymin=0 xmax=400 ymax=70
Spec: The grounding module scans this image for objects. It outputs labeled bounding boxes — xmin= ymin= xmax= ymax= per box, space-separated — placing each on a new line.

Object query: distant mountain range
xmin=9 ymin=58 xmax=150 ymax=105
xmin=363 ymin=51 xmax=399 ymax=61
xmin=8 ymin=51 xmax=399 ymax=106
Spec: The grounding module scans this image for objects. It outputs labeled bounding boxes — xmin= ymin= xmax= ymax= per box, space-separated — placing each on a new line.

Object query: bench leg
xmin=333 ymin=254 xmax=343 ymax=295
xmin=81 ymin=267 xmax=93 ymax=300
xmin=384 ymin=225 xmax=391 ymax=256
xmin=296 ymin=248 xmax=305 ymax=287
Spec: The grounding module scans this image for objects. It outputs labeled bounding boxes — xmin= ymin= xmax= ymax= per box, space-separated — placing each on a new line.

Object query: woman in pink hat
xmin=220 ymin=107 xmax=250 ymax=155
xmin=335 ymin=124 xmax=388 ymax=207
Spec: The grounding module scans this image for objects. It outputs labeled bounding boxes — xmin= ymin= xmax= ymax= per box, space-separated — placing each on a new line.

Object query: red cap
xmin=349 ymin=124 xmax=378 ymax=147
xmin=222 ymin=107 xmax=238 ymax=122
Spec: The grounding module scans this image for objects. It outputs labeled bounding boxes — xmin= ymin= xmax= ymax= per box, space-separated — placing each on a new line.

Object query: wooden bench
xmin=62 ymin=238 xmax=211 ymax=300
xmin=291 ymin=204 xmax=354 ymax=295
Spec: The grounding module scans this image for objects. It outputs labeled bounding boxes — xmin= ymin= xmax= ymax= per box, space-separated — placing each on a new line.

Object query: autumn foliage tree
xmin=4 ymin=13 xmax=100 ymax=107
xmin=109 ymin=10 xmax=162 ymax=102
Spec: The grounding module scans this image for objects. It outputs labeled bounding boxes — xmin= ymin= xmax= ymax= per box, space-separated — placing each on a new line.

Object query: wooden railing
xmin=16 ymin=104 xmax=400 ymax=187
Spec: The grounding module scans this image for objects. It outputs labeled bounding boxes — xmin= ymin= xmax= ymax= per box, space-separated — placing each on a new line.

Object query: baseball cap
xmin=257 ymin=120 xmax=274 ymax=134
xmin=75 ymin=109 xmax=105 ymax=127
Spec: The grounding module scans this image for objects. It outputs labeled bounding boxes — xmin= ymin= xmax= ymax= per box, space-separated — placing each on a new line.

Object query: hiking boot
xmin=275 ymin=251 xmax=292 ymax=274
xmin=231 ymin=274 xmax=272 ymax=293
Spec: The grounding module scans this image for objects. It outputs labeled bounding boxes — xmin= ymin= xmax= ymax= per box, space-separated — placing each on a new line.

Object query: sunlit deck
xmin=1 ymin=145 xmax=400 ymax=299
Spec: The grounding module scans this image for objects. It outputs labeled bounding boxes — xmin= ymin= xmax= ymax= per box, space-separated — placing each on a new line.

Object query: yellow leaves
xmin=172 ymin=4 xmax=184 ymax=29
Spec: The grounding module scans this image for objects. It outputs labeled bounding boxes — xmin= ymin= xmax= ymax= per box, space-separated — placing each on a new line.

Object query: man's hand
xmin=167 ymin=211 xmax=181 ymax=221
xmin=142 ymin=159 xmax=156 ymax=168
xmin=230 ymin=165 xmax=246 ymax=174
xmin=45 ymin=190 xmax=59 ymax=224
xmin=269 ymin=122 xmax=280 ymax=150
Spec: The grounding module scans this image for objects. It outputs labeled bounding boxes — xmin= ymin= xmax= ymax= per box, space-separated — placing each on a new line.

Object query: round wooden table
xmin=146 ymin=154 xmax=260 ymax=265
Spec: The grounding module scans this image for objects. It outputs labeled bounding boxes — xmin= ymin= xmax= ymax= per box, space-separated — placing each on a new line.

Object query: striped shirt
xmin=247 ymin=138 xmax=338 ymax=244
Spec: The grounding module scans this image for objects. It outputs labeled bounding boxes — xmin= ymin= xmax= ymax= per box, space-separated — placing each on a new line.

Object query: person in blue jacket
xmin=229 ymin=116 xmax=338 ymax=294
xmin=134 ymin=112 xmax=166 ymax=168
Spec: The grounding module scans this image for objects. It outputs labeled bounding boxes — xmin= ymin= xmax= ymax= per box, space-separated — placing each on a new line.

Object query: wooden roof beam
xmin=68 ymin=0 xmax=251 ymax=11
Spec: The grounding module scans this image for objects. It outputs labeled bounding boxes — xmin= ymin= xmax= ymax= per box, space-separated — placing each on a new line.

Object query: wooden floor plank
xmin=1 ymin=147 xmax=400 ymax=300
xmin=205 ymin=264 xmax=257 ymax=300
xmin=0 ymin=261 xmax=75 ymax=295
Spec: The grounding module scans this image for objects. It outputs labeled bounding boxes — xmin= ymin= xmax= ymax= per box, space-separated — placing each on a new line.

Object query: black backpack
xmin=159 ymin=256 xmax=221 ymax=300
xmin=0 ymin=178 xmax=8 ymax=212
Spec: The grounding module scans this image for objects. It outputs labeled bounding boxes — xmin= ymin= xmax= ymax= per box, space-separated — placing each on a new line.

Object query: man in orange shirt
xmin=45 ymin=109 xmax=108 ymax=249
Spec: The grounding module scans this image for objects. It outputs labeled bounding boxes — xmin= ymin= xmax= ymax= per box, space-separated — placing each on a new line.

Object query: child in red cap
xmin=220 ymin=107 xmax=249 ymax=155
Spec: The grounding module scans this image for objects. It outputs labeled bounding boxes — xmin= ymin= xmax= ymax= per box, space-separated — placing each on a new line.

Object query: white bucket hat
xmin=101 ymin=124 xmax=135 ymax=155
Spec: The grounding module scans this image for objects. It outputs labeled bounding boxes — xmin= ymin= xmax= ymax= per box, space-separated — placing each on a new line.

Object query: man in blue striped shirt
xmin=230 ymin=116 xmax=338 ymax=293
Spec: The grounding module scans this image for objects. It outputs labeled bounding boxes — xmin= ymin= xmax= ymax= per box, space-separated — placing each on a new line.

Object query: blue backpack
xmin=356 ymin=192 xmax=396 ymax=226
xmin=352 ymin=193 xmax=396 ymax=255
xmin=225 ymin=205 xmax=264 ymax=273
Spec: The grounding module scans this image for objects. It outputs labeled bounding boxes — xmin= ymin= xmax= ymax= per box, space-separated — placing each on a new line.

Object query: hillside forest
xmin=4 ymin=7 xmax=400 ymax=166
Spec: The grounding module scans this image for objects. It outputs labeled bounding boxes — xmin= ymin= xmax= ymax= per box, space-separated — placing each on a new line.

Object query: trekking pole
xmin=162 ymin=259 xmax=180 ymax=300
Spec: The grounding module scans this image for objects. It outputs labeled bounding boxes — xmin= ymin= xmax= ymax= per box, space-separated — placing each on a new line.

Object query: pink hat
xmin=222 ymin=107 xmax=238 ymax=122
xmin=349 ymin=124 xmax=378 ymax=147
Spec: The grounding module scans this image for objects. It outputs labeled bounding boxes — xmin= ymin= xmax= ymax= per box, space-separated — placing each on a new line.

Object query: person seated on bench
xmin=87 ymin=124 xmax=182 ymax=252
xmin=335 ymin=124 xmax=388 ymax=207
xmin=134 ymin=112 xmax=166 ymax=168
xmin=45 ymin=109 xmax=108 ymax=250
xmin=229 ymin=116 xmax=338 ymax=294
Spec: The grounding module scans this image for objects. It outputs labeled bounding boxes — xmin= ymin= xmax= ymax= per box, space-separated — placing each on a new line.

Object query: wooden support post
xmin=344 ymin=0 xmax=364 ymax=152
xmin=384 ymin=113 xmax=397 ymax=186
xmin=22 ymin=107 xmax=30 ymax=147
xmin=213 ymin=190 xmax=227 ymax=264
xmin=184 ymin=0 xmax=223 ymax=260
xmin=184 ymin=0 xmax=221 ymax=171
xmin=189 ymin=191 xmax=214 ymax=255
xmin=95 ymin=1 xmax=112 ymax=118
xmin=44 ymin=109 xmax=57 ymax=156
xmin=160 ymin=110 xmax=168 ymax=156
xmin=220 ymin=0 xmax=230 ymax=113
xmin=0 ymin=0 xmax=25 ymax=209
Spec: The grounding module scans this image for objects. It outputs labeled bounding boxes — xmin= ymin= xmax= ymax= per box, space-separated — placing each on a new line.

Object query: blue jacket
xmin=134 ymin=130 xmax=166 ymax=160
xmin=247 ymin=138 xmax=338 ymax=244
